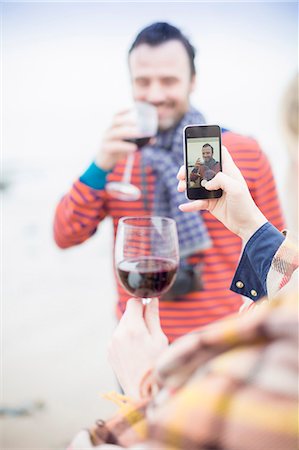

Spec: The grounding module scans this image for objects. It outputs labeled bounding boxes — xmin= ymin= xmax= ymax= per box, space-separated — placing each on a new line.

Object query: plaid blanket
xmin=68 ymin=236 xmax=298 ymax=450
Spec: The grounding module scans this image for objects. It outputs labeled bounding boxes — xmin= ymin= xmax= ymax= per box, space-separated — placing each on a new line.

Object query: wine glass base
xmin=106 ymin=182 xmax=141 ymax=201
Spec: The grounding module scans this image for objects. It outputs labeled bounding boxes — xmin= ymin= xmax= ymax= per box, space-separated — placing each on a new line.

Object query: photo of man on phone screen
xmin=188 ymin=140 xmax=221 ymax=188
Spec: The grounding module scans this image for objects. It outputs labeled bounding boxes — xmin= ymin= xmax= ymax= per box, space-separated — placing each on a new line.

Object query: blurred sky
xmin=2 ymin=1 xmax=298 ymax=193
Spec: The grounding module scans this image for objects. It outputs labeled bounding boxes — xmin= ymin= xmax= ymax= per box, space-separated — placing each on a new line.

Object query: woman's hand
xmin=177 ymin=146 xmax=267 ymax=242
xmin=108 ymin=298 xmax=168 ymax=400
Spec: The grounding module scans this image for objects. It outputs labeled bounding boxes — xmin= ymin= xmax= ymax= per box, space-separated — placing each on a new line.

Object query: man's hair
xmin=128 ymin=22 xmax=196 ymax=76
xmin=203 ymin=143 xmax=214 ymax=153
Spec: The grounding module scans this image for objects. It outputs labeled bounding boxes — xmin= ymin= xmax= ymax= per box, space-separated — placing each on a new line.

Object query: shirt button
xmin=236 ymin=281 xmax=244 ymax=288
xmin=251 ymin=289 xmax=258 ymax=297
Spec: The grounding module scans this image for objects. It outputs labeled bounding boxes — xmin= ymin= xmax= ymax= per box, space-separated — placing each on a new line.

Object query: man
xmin=54 ymin=22 xmax=285 ymax=342
xmin=201 ymin=143 xmax=220 ymax=177
xmin=198 ymin=143 xmax=221 ymax=186
xmin=190 ymin=144 xmax=220 ymax=187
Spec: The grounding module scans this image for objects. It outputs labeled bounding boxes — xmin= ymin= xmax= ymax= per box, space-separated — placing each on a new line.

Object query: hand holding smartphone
xmin=184 ymin=125 xmax=223 ymax=200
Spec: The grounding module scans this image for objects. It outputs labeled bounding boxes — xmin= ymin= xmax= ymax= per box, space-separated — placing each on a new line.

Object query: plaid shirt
xmin=68 ymin=235 xmax=298 ymax=450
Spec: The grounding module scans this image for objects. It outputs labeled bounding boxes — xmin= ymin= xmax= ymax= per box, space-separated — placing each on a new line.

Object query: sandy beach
xmin=2 ymin=163 xmax=120 ymax=449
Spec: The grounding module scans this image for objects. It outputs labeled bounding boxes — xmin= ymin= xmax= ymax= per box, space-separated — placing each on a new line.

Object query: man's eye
xmin=162 ymin=78 xmax=177 ymax=86
xmin=136 ymin=79 xmax=149 ymax=87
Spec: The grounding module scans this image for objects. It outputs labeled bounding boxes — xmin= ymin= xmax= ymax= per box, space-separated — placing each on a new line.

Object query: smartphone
xmin=184 ymin=124 xmax=223 ymax=200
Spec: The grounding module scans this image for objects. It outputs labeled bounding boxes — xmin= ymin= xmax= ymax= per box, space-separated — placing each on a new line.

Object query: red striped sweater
xmin=54 ymin=132 xmax=285 ymax=342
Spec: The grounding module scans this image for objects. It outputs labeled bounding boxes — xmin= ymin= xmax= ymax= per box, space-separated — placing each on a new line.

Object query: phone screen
xmin=184 ymin=125 xmax=222 ymax=200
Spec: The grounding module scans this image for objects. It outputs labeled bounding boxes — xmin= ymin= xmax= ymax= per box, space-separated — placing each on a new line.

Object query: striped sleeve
xmin=53 ymin=180 xmax=107 ymax=248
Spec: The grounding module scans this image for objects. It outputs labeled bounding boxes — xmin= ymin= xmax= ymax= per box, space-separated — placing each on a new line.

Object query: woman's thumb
xmin=204 ymin=172 xmax=234 ymax=192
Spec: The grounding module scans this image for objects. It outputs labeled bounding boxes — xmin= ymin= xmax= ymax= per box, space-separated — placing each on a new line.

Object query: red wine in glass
xmin=117 ymin=256 xmax=177 ymax=298
xmin=124 ymin=136 xmax=152 ymax=148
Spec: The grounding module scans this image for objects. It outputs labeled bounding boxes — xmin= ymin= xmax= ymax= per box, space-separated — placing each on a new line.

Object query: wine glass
xmin=106 ymin=102 xmax=158 ymax=201
xmin=115 ymin=216 xmax=179 ymax=305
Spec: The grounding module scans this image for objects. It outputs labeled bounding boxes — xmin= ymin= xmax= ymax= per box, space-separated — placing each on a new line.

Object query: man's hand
xmin=108 ymin=298 xmax=168 ymax=400
xmin=177 ymin=146 xmax=267 ymax=242
xmin=95 ymin=109 xmax=139 ymax=171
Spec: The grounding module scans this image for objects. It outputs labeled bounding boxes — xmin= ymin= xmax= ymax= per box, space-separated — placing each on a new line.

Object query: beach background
xmin=1 ymin=2 xmax=298 ymax=449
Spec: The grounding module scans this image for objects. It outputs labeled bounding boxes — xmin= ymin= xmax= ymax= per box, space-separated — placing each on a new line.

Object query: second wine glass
xmin=106 ymin=102 xmax=158 ymax=201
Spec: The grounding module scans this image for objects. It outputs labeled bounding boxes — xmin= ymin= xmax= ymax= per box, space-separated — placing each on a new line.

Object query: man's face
xmin=129 ymin=40 xmax=196 ymax=131
xmin=202 ymin=146 xmax=213 ymax=163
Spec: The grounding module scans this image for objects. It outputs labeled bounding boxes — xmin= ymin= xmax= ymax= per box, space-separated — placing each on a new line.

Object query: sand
xmin=2 ymin=164 xmax=120 ymax=449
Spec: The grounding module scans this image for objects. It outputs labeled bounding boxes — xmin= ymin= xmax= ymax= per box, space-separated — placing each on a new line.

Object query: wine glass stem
xmin=122 ymin=152 xmax=135 ymax=184
xmin=142 ymin=298 xmax=152 ymax=305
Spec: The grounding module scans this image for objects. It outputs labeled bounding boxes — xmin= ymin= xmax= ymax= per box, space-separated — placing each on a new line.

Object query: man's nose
xmin=145 ymin=82 xmax=166 ymax=105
